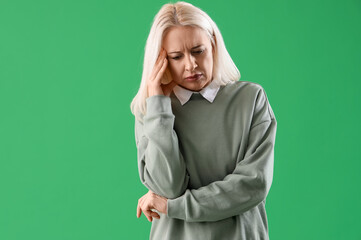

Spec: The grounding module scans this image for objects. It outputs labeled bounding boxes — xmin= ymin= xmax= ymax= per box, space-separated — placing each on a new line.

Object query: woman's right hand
xmin=147 ymin=48 xmax=177 ymax=97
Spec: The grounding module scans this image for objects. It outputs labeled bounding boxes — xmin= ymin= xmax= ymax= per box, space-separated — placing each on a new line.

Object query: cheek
xmin=168 ymin=62 xmax=182 ymax=75
xmin=201 ymin=56 xmax=213 ymax=72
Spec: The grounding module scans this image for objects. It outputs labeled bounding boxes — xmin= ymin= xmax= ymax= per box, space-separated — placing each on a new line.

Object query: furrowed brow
xmin=169 ymin=45 xmax=203 ymax=54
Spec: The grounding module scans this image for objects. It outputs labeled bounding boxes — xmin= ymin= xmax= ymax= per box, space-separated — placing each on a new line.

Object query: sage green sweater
xmin=134 ymin=80 xmax=277 ymax=240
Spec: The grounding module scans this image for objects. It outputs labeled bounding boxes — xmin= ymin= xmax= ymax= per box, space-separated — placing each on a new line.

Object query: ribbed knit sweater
xmin=134 ymin=80 xmax=277 ymax=240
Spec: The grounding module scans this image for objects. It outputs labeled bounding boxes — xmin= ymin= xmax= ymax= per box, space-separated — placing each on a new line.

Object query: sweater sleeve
xmin=135 ymin=95 xmax=190 ymax=199
xmin=166 ymin=87 xmax=277 ymax=222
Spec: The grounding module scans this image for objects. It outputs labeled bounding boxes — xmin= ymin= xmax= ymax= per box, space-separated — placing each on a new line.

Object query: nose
xmin=185 ymin=54 xmax=198 ymax=72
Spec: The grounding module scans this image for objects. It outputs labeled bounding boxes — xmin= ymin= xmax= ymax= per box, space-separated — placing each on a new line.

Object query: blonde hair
xmin=130 ymin=1 xmax=241 ymax=123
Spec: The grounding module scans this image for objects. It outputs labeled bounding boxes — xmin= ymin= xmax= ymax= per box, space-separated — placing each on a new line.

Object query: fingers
xmin=144 ymin=209 xmax=152 ymax=222
xmin=137 ymin=196 xmax=144 ymax=218
xmin=145 ymin=210 xmax=160 ymax=222
xmin=137 ymin=193 xmax=161 ymax=222
xmin=155 ymin=48 xmax=167 ymax=67
xmin=137 ymin=202 xmax=141 ymax=218
xmin=153 ymin=51 xmax=167 ymax=82
xmin=150 ymin=49 xmax=165 ymax=78
xmin=148 ymin=48 xmax=168 ymax=86
xmin=151 ymin=211 xmax=160 ymax=219
xmin=154 ymin=58 xmax=168 ymax=84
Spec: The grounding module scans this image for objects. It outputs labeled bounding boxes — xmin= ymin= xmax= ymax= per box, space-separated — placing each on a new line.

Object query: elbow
xmin=159 ymin=175 xmax=189 ymax=199
xmin=257 ymin=173 xmax=273 ymax=202
xmin=168 ymin=172 xmax=190 ymax=199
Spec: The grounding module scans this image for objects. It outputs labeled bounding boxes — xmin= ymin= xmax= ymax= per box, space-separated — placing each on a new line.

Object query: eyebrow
xmin=168 ymin=45 xmax=203 ymax=54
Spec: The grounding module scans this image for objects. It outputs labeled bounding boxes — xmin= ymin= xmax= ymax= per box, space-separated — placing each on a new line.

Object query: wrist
xmin=148 ymin=85 xmax=164 ymax=97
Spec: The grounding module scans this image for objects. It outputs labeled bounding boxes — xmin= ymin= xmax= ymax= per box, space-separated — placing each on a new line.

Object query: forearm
xmin=136 ymin=95 xmax=189 ymax=199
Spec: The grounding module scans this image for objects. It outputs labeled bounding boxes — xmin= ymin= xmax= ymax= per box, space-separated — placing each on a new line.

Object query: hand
xmin=137 ymin=189 xmax=168 ymax=222
xmin=147 ymin=48 xmax=177 ymax=97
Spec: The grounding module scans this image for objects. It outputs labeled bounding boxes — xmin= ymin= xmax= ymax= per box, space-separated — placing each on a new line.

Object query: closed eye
xmin=171 ymin=50 xmax=204 ymax=60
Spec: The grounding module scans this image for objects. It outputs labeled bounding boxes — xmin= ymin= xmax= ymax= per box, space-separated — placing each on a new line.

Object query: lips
xmin=185 ymin=74 xmax=202 ymax=80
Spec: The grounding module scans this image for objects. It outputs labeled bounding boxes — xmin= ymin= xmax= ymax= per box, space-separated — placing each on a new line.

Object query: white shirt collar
xmin=172 ymin=80 xmax=221 ymax=105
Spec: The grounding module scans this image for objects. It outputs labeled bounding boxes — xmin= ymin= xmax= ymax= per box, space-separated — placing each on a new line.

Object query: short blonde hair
xmin=130 ymin=1 xmax=241 ymax=122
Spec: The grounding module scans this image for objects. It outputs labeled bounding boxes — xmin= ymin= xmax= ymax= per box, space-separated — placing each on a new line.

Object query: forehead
xmin=162 ymin=26 xmax=210 ymax=51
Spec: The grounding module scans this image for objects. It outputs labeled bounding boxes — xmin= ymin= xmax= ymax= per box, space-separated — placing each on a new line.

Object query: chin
xmin=180 ymin=83 xmax=203 ymax=92
xmin=194 ymin=81 xmax=212 ymax=90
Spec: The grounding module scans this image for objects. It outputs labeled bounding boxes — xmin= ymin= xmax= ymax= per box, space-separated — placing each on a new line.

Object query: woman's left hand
xmin=137 ymin=190 xmax=168 ymax=222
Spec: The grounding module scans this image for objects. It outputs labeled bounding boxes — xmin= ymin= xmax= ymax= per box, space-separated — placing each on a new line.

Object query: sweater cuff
xmin=167 ymin=194 xmax=186 ymax=220
xmin=145 ymin=95 xmax=172 ymax=115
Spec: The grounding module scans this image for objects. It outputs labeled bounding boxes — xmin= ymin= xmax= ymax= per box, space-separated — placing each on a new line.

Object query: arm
xmin=166 ymin=87 xmax=277 ymax=222
xmin=135 ymin=95 xmax=190 ymax=199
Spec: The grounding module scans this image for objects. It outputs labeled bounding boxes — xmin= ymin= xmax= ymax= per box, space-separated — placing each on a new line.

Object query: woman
xmin=130 ymin=1 xmax=277 ymax=239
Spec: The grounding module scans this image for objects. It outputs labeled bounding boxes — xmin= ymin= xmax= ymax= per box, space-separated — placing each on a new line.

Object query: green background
xmin=1 ymin=0 xmax=360 ymax=239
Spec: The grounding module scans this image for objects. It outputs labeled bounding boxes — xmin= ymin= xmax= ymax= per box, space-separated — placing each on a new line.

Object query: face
xmin=162 ymin=26 xmax=214 ymax=92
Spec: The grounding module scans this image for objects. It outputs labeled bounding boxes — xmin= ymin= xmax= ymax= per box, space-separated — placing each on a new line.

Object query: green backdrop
xmin=1 ymin=0 xmax=360 ymax=239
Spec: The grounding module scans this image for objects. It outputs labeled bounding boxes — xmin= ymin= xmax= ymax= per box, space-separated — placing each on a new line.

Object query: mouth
xmin=185 ymin=74 xmax=203 ymax=81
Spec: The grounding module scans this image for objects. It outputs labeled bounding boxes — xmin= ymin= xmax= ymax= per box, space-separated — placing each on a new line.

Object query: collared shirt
xmin=172 ymin=80 xmax=221 ymax=105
